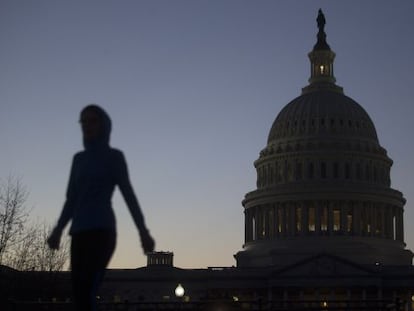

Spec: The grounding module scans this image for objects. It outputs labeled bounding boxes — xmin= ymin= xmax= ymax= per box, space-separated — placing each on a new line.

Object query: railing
xmin=5 ymin=299 xmax=405 ymax=311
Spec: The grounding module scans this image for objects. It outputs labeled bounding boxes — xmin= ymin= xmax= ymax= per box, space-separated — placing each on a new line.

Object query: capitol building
xmin=98 ymin=10 xmax=414 ymax=309
xmin=234 ymin=9 xmax=412 ymax=269
xmin=3 ymin=10 xmax=414 ymax=311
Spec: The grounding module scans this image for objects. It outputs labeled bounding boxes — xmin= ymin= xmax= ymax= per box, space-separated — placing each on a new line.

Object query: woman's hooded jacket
xmin=56 ymin=105 xmax=145 ymax=235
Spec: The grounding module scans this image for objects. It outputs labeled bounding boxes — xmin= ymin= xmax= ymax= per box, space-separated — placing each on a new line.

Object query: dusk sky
xmin=1 ymin=1 xmax=414 ymax=269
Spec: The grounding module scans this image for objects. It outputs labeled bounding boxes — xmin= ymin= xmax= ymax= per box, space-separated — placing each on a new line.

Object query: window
xmin=356 ymin=163 xmax=361 ymax=180
xmin=269 ymin=209 xmax=274 ymax=237
xmin=376 ymin=212 xmax=382 ymax=235
xmin=295 ymin=161 xmax=303 ymax=180
xmin=345 ymin=162 xmax=351 ymax=179
xmin=261 ymin=212 xmax=266 ymax=238
xmin=308 ymin=207 xmax=316 ymax=232
xmin=321 ymin=206 xmax=328 ymax=231
xmin=278 ymin=208 xmax=283 ymax=233
xmin=347 ymin=212 xmax=353 ymax=233
xmin=365 ymin=164 xmax=370 ymax=180
xmin=308 ymin=162 xmax=314 ymax=179
xmin=319 ymin=65 xmax=325 ymax=74
xmin=333 ymin=162 xmax=339 ymax=178
xmin=275 ymin=162 xmax=280 ymax=183
xmin=269 ymin=165 xmax=274 ymax=184
xmin=333 ymin=209 xmax=341 ymax=231
xmin=321 ymin=162 xmax=327 ymax=179
xmin=296 ymin=207 xmax=302 ymax=232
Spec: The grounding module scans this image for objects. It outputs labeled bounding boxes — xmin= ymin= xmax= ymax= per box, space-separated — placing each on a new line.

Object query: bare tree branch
xmin=0 ymin=175 xmax=29 ymax=264
xmin=0 ymin=176 xmax=69 ymax=271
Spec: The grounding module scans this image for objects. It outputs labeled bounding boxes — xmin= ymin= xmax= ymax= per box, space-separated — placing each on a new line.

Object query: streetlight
xmin=175 ymin=284 xmax=185 ymax=298
xmin=175 ymin=284 xmax=185 ymax=310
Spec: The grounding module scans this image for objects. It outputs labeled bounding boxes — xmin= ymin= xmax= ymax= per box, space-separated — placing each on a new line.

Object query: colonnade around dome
xmin=255 ymin=156 xmax=392 ymax=188
xmin=244 ymin=201 xmax=404 ymax=243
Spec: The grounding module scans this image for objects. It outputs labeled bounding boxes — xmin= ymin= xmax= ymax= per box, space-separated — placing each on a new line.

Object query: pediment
xmin=273 ymin=253 xmax=375 ymax=278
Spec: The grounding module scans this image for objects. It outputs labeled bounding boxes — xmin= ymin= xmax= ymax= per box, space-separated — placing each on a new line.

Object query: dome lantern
xmin=303 ymin=9 xmax=343 ymax=94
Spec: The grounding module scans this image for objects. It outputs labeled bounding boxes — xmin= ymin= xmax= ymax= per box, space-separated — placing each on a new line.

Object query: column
xmin=380 ymin=204 xmax=386 ymax=238
xmin=315 ymin=201 xmax=321 ymax=235
xmin=275 ymin=203 xmax=280 ymax=238
xmin=255 ymin=207 xmax=261 ymax=240
xmin=264 ymin=206 xmax=269 ymax=239
xmin=290 ymin=203 xmax=296 ymax=236
xmin=269 ymin=204 xmax=275 ymax=239
xmin=353 ymin=202 xmax=361 ymax=236
xmin=340 ymin=202 xmax=347 ymax=235
xmin=302 ymin=202 xmax=309 ymax=236
xmin=384 ymin=205 xmax=392 ymax=239
xmin=397 ymin=208 xmax=404 ymax=242
xmin=328 ymin=201 xmax=334 ymax=235
xmin=282 ymin=204 xmax=287 ymax=237
xmin=254 ymin=206 xmax=259 ymax=241
xmin=370 ymin=202 xmax=376 ymax=237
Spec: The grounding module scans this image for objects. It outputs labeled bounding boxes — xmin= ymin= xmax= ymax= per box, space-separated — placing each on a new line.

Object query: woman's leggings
xmin=71 ymin=229 xmax=116 ymax=311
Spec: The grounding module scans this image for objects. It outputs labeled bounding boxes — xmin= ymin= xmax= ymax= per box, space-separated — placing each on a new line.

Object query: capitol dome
xmin=267 ymin=91 xmax=378 ymax=144
xmin=235 ymin=10 xmax=412 ymax=268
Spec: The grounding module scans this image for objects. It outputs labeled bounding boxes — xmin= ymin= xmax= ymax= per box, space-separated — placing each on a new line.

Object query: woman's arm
xmin=48 ymin=154 xmax=78 ymax=249
xmin=115 ymin=151 xmax=155 ymax=253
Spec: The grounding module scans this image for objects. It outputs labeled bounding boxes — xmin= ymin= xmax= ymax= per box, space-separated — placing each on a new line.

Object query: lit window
xmin=308 ymin=207 xmax=316 ymax=232
xmin=333 ymin=209 xmax=341 ymax=231
xmin=319 ymin=65 xmax=325 ymax=74
xmin=321 ymin=206 xmax=328 ymax=231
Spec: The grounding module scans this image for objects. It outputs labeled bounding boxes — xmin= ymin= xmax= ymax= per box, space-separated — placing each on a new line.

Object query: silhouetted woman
xmin=48 ymin=105 xmax=155 ymax=311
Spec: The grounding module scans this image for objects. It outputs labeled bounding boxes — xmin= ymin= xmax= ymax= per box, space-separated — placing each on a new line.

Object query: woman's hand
xmin=47 ymin=228 xmax=62 ymax=250
xmin=139 ymin=229 xmax=155 ymax=254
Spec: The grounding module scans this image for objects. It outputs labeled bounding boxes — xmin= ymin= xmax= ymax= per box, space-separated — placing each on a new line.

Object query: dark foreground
xmin=5 ymin=299 xmax=405 ymax=311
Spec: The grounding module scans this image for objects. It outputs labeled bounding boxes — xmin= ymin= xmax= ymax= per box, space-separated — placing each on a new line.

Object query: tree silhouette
xmin=0 ymin=175 xmax=29 ymax=265
xmin=0 ymin=176 xmax=69 ymax=271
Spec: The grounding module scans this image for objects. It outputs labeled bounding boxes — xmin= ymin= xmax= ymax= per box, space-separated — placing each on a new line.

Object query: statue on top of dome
xmin=317 ymin=9 xmax=326 ymax=33
xmin=313 ymin=9 xmax=330 ymax=51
